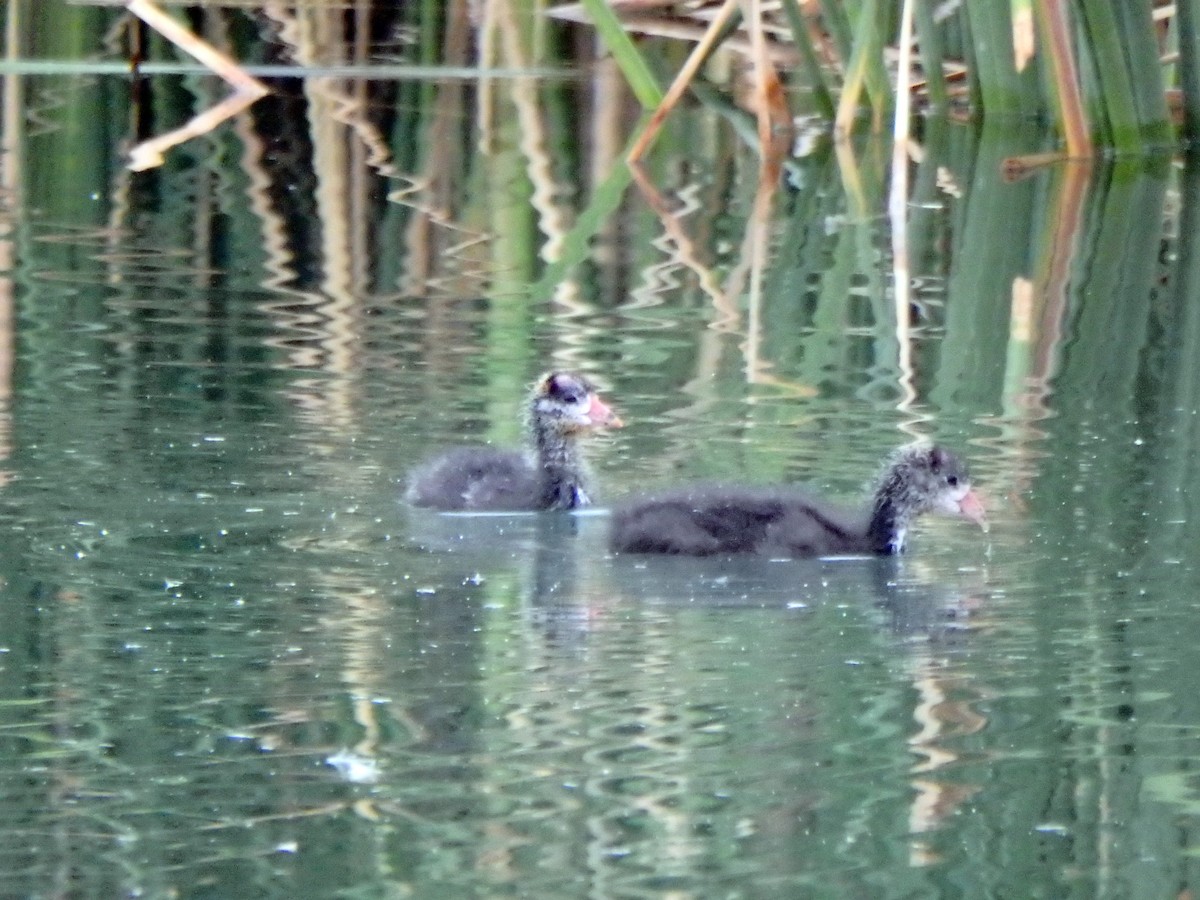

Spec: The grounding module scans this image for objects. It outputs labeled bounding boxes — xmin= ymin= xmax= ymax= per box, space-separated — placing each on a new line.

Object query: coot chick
xmin=609 ymin=443 xmax=985 ymax=557
xmin=406 ymin=372 xmax=623 ymax=511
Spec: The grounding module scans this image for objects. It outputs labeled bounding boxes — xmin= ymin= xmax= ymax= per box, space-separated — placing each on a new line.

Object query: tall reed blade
xmin=835 ymin=0 xmax=891 ymax=134
xmin=1181 ymin=0 xmax=1200 ymax=143
xmin=578 ymin=0 xmax=663 ymax=109
xmin=780 ymin=0 xmax=836 ymax=118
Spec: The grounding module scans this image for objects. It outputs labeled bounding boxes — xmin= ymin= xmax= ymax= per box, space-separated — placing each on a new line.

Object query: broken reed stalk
xmin=627 ymin=0 xmax=739 ymax=163
xmin=124 ymin=0 xmax=267 ymax=171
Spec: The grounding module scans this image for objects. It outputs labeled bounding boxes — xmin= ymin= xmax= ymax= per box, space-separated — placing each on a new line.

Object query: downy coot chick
xmin=406 ymin=372 xmax=623 ymax=511
xmin=609 ymin=443 xmax=985 ymax=557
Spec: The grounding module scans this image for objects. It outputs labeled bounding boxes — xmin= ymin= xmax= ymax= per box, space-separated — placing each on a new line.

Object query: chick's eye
xmin=946 ymin=475 xmax=959 ymax=487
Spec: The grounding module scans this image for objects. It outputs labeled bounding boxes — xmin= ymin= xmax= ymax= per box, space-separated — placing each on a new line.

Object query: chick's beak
xmin=957 ymin=488 xmax=988 ymax=530
xmin=586 ymin=394 xmax=623 ymax=428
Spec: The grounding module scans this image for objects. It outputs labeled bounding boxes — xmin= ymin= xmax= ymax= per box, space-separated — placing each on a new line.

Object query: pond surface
xmin=4 ymin=10 xmax=1200 ymax=897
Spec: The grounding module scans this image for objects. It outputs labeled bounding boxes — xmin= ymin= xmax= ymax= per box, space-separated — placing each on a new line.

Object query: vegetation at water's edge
xmin=577 ymin=0 xmax=1195 ymax=154
xmin=16 ymin=1 xmax=1200 ymax=155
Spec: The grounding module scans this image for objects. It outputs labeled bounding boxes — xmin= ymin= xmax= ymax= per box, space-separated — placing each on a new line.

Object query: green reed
xmin=587 ymin=0 xmax=1184 ymax=152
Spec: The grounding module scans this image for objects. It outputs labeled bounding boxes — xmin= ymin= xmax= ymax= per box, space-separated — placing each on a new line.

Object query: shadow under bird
xmin=406 ymin=371 xmax=623 ymax=512
xmin=609 ymin=443 xmax=986 ymax=557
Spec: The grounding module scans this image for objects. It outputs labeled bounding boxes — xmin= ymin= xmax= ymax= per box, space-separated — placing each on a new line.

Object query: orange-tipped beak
xmin=958 ymin=488 xmax=988 ymax=530
xmin=587 ymin=394 xmax=623 ymax=429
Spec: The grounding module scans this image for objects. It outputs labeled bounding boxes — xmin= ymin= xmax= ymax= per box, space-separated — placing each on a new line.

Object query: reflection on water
xmin=4 ymin=15 xmax=1200 ymax=895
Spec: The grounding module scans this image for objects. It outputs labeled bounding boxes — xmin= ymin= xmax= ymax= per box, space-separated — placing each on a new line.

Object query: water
xmin=4 ymin=11 xmax=1200 ymax=895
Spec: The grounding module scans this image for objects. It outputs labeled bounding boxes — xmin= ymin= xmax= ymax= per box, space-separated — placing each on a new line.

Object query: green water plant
xmin=581 ymin=0 xmax=1187 ymax=155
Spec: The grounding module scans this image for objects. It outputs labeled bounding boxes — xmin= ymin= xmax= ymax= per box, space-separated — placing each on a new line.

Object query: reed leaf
xmin=1115 ymin=0 xmax=1172 ymax=146
xmin=1163 ymin=162 xmax=1200 ymax=421
xmin=834 ymin=0 xmax=891 ymax=132
xmin=817 ymin=0 xmax=855 ymax=65
xmin=26 ymin=3 xmax=114 ymax=222
xmin=859 ymin=0 xmax=894 ymax=123
xmin=1077 ymin=2 xmax=1144 ymax=150
xmin=1063 ymin=161 xmax=1168 ymax=398
xmin=931 ymin=122 xmax=1045 ymax=412
xmin=529 ymin=160 xmax=633 ymax=301
xmin=913 ymin=0 xmax=949 ymax=112
xmin=962 ymin=0 xmax=1024 ymax=119
xmin=578 ymin=0 xmax=663 ymax=109
xmin=1146 ymin=162 xmax=1200 ymax=548
xmin=1181 ymin=0 xmax=1200 ymax=142
xmin=780 ymin=0 xmax=836 ymax=118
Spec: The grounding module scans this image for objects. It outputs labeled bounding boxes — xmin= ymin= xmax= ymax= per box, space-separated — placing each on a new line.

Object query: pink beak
xmin=958 ymin=488 xmax=988 ymax=529
xmin=586 ymin=394 xmax=623 ymax=428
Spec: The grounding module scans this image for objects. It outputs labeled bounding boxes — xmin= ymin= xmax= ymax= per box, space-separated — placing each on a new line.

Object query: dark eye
xmin=946 ymin=475 xmax=959 ymax=487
